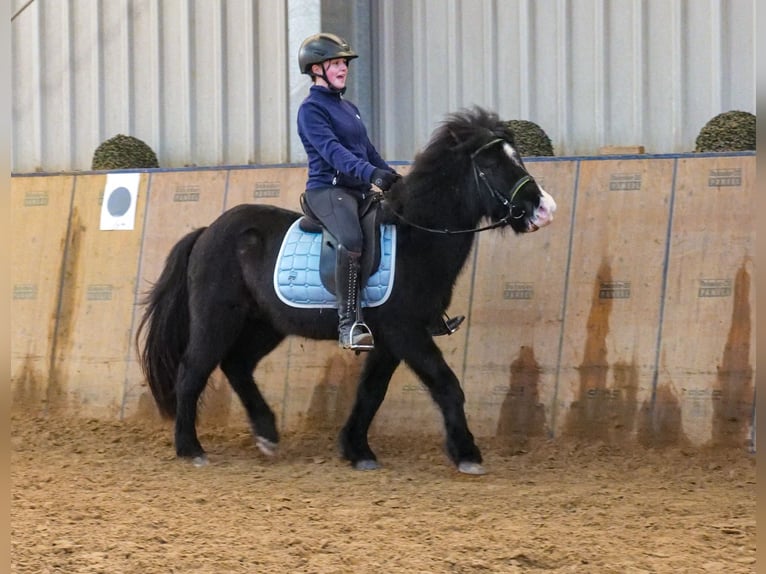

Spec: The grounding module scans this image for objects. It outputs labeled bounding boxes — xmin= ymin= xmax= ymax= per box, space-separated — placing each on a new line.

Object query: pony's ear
xmin=446 ymin=128 xmax=466 ymax=154
xmin=496 ymin=123 xmax=516 ymax=145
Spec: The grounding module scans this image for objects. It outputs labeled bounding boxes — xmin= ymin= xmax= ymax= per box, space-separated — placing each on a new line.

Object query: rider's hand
xmin=371 ymin=169 xmax=400 ymax=191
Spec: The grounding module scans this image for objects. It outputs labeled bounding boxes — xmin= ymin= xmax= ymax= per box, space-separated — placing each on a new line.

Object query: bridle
xmin=385 ymin=138 xmax=534 ymax=235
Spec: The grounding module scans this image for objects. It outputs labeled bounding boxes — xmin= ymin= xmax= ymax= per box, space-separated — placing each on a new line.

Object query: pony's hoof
xmin=458 ymin=461 xmax=486 ymax=475
xmin=192 ymin=455 xmax=209 ymax=468
xmin=256 ymin=436 xmax=278 ymax=457
xmin=354 ymin=459 xmax=380 ymax=471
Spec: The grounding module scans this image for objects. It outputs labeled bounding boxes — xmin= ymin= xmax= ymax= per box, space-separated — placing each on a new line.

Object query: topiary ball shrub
xmin=505 ymin=120 xmax=555 ymax=156
xmin=91 ymin=134 xmax=160 ymax=170
xmin=694 ymin=110 xmax=755 ymax=152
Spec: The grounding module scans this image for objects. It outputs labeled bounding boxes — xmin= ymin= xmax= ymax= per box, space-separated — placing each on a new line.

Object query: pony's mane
xmin=387 ymin=107 xmax=515 ymax=218
xmin=406 ymin=107 xmax=514 ymax=184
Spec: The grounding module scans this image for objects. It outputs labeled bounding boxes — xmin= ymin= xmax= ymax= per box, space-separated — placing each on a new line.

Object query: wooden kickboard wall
xmin=11 ymin=154 xmax=756 ymax=450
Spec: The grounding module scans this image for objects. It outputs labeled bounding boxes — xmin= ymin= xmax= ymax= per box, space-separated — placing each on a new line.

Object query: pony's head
xmin=420 ymin=107 xmax=557 ymax=234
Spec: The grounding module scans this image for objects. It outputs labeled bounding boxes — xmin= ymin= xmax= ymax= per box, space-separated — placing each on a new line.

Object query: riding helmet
xmin=298 ymin=33 xmax=358 ymax=75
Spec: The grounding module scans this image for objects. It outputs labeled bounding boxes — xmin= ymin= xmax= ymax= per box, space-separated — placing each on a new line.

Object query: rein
xmin=386 ymin=138 xmax=532 ymax=236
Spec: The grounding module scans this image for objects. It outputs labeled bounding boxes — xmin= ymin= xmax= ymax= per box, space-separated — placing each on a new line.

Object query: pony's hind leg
xmin=174 ymin=354 xmax=221 ymax=464
xmin=174 ymin=298 xmax=249 ymax=464
xmin=339 ymin=345 xmax=400 ymax=470
xmin=220 ymin=321 xmax=285 ymax=456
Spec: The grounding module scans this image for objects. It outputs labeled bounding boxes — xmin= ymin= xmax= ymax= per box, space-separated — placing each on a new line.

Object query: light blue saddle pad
xmin=274 ymin=218 xmax=396 ymax=309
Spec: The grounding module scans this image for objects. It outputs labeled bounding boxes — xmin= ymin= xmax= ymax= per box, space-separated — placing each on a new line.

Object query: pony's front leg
xmin=399 ymin=338 xmax=485 ymax=474
xmin=339 ymin=346 xmax=400 ymax=470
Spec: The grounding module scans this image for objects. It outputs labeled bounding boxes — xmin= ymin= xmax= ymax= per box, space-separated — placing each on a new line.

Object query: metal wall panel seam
xmin=670 ymin=0 xmax=685 ymax=150
xmin=593 ymin=0 xmax=606 ymax=149
xmin=484 ymin=0 xmax=497 ymax=112
xmin=186 ymin=1 xmax=198 ymax=165
xmin=632 ymin=0 xmax=645 ymax=151
xmin=100 ymin=1 xmax=131 ymax=143
xmin=649 ymin=157 xmax=679 ymax=417
xmin=175 ymin=0 xmax=193 ymax=164
xmin=556 ymin=0 xmax=571 ymax=156
xmin=156 ymin=0 xmax=168 ymax=162
xmin=219 ymin=0 xmax=230 ymax=164
xmin=447 ymin=0 xmax=461 ymax=110
xmin=122 ymin=0 xmax=133 ymax=135
xmin=549 ymin=158 xmax=581 ymax=438
xmin=257 ymin=0 xmax=289 ymax=164
xmin=378 ymin=0 xmax=397 ymax=153
xmin=46 ymin=175 xmax=78 ymax=415
xmin=120 ymin=171 xmax=154 ymax=420
xmin=709 ymin=0 xmax=723 ymax=113
xmin=149 ymin=0 xmax=162 ymax=164
xmin=412 ymin=0 xmax=426 ymax=145
xmin=40 ymin=2 xmax=58 ymax=168
xmin=214 ymin=0 xmax=226 ymax=165
xmin=518 ymin=0 xmax=531 ymax=118
xmin=32 ymin=2 xmax=43 ymax=168
xmin=245 ymin=0 xmax=257 ymax=165
xmin=93 ymin=1 xmax=105 ymax=148
xmin=62 ymin=0 xmax=74 ymax=168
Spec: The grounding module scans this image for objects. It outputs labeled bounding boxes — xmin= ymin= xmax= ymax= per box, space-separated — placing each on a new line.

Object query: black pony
xmin=136 ymin=107 xmax=556 ymax=474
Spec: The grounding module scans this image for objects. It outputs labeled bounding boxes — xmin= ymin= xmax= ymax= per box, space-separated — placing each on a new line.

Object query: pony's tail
xmin=135 ymin=227 xmax=206 ymax=419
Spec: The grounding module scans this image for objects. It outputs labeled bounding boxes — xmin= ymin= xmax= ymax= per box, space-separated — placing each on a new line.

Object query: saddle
xmin=298 ymin=192 xmax=383 ymax=295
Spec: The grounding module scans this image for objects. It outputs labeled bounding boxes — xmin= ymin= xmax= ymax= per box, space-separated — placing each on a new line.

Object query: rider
xmin=297 ymin=32 xmax=464 ymax=351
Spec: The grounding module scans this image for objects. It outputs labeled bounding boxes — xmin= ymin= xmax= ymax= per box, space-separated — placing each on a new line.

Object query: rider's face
xmin=313 ymin=58 xmax=348 ymax=90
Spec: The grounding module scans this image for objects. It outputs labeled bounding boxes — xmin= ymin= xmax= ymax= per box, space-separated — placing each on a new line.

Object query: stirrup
xmin=340 ymin=321 xmax=375 ymax=351
xmin=430 ymin=314 xmax=465 ymax=337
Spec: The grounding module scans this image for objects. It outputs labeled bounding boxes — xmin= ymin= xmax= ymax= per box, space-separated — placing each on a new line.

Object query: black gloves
xmin=371 ymin=168 xmax=401 ymax=191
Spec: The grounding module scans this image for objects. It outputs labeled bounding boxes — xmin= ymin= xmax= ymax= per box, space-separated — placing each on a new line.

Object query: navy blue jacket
xmin=297 ymin=85 xmax=393 ymax=192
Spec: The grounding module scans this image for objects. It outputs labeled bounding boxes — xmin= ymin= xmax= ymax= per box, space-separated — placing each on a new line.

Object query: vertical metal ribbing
xmin=446 ymin=0 xmax=461 ymax=110
xmin=518 ymin=0 xmax=532 ymax=119
xmin=556 ymin=0 xmax=571 ymax=155
xmin=709 ymin=0 xmax=724 ymax=112
xmin=632 ymin=0 xmax=646 ymax=152
xmin=63 ymin=0 xmax=74 ymax=167
xmin=411 ymin=0 xmax=427 ymax=145
xmin=670 ymin=0 xmax=685 ymax=150
xmin=122 ymin=0 xmax=133 ymax=135
xmin=593 ymin=0 xmax=607 ymax=149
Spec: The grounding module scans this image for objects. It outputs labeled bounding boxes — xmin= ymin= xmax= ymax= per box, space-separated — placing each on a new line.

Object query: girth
xmin=298 ymin=192 xmax=383 ymax=295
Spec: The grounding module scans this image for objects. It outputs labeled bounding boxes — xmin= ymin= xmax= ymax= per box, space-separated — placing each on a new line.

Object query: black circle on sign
xmin=107 ymin=187 xmax=132 ymax=217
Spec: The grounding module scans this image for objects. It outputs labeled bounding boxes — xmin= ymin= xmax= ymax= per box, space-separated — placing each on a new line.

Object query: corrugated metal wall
xmin=375 ymin=0 xmax=756 ymax=159
xmin=11 ymin=0 xmax=755 ymax=173
xmin=12 ymin=0 xmax=293 ymax=172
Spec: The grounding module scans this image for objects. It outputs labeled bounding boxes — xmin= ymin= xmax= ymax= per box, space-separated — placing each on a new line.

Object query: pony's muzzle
xmin=529 ymin=189 xmax=556 ymax=231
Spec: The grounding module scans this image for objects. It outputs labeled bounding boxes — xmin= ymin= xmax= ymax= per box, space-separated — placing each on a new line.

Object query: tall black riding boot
xmin=336 ymin=246 xmax=374 ymax=351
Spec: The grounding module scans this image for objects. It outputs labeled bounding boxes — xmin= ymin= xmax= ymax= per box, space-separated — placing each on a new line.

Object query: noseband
xmin=387 ymin=137 xmax=534 ymax=235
